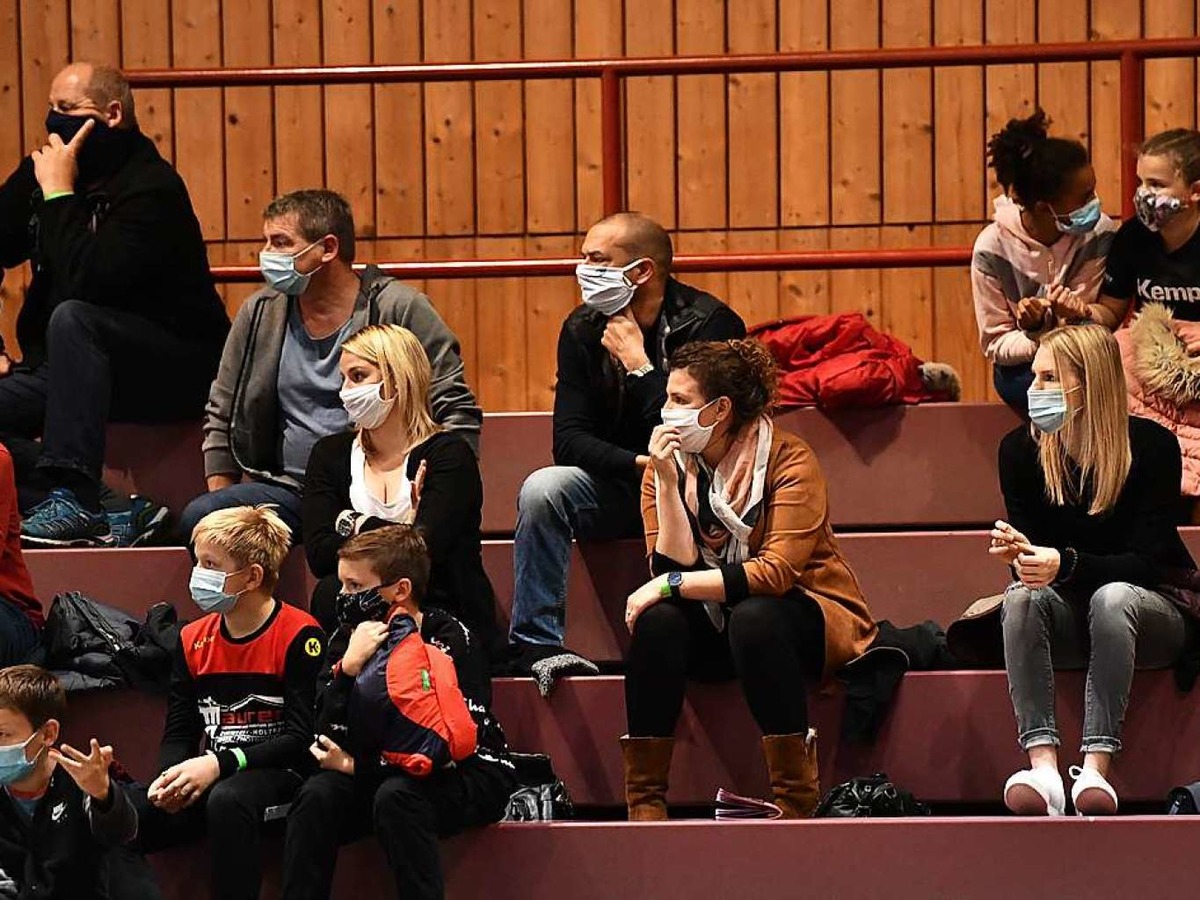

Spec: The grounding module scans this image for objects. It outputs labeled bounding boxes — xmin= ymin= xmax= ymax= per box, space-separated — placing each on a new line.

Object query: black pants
xmin=625 ymin=594 xmax=827 ymax=737
xmin=132 ymin=768 xmax=304 ymax=900
xmin=281 ymin=757 xmax=516 ymax=900
xmin=0 ymin=300 xmax=219 ymax=509
xmin=311 ymin=574 xmax=342 ymax=637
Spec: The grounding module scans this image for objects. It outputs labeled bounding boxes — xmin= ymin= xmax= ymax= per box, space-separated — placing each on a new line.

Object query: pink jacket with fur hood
xmin=1118 ymin=302 xmax=1200 ymax=497
xmin=972 ymin=195 xmax=1117 ymax=365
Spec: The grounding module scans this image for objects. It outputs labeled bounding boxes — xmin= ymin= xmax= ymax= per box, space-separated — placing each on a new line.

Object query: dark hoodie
xmin=0 ymin=129 xmax=229 ymax=368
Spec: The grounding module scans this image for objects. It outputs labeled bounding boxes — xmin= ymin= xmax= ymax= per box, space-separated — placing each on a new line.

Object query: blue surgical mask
xmin=259 ymin=240 xmax=323 ymax=295
xmin=1053 ymin=197 xmax=1102 ymax=234
xmin=575 ymin=258 xmax=648 ymax=316
xmin=189 ymin=566 xmax=247 ymax=614
xmin=1027 ymin=387 xmax=1075 ymax=434
xmin=0 ymin=732 xmax=43 ymax=787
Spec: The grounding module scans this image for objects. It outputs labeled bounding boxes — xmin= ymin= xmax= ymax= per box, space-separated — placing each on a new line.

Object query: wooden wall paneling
xmin=475 ymin=236 xmax=528 ymax=410
xmin=215 ymin=241 xmax=265 ymax=319
xmin=120 ymin=0 xmax=174 ymax=161
xmin=171 ymin=0 xmax=226 ymax=242
xmin=19 ymin=0 xmax=69 ymax=156
xmin=881 ymin=0 xmax=933 ymax=357
xmin=933 ymin=0 xmax=985 ymax=224
xmin=933 ymin=223 xmax=987 ymax=401
xmin=829 ymin=1 xmax=881 ymax=326
xmin=983 ymin=0 xmax=1035 ymax=200
xmin=1089 ymin=0 xmax=1141 ymax=209
xmin=881 ymin=224 xmax=934 ymax=358
xmin=523 ymin=0 xmax=575 ymax=234
xmin=623 ymin=0 xmax=676 ymax=227
xmin=1144 ymin=0 xmax=1196 ymax=135
xmin=829 ymin=0 xmax=881 ymax=229
xmin=371 ymin=236 xmax=427 ymax=293
xmin=273 ymin=0 xmax=325 ymax=196
xmin=727 ymin=230 xmax=780 ymax=328
xmin=1036 ymin=0 xmax=1089 ymax=148
xmin=422 ymin=0 xmax=475 ymax=236
xmin=829 ymin=226 xmax=881 ymax=322
xmin=0 ymin=265 xmax=29 ymax=360
xmin=424 ymin=237 xmax=480 ymax=390
xmin=322 ymin=0 xmax=376 ymax=235
xmin=882 ymin=0 xmax=933 ymax=225
xmin=727 ymin=0 xmax=778 ymax=229
xmin=223 ymin=1 xmax=275 ymax=240
xmin=777 ymin=228 xmax=832 ymax=318
xmin=933 ymin=2 xmax=987 ymax=401
xmin=673 ymin=230 xmax=730 ymax=302
xmin=474 ymin=0 xmax=525 ymax=236
xmin=371 ymin=0 xmax=424 ymax=237
xmin=676 ymin=0 xmax=728 ymax=231
xmin=574 ymin=0 xmax=623 ymax=229
xmin=524 ymin=234 xmax=580 ymax=409
xmin=779 ymin=0 xmax=829 ymax=228
xmin=0 ymin=0 xmax=23 ymax=172
xmin=69 ymin=0 xmax=119 ymax=62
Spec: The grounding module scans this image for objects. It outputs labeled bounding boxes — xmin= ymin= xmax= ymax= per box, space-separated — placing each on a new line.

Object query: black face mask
xmin=44 ymin=110 xmax=134 ymax=180
xmin=335 ymin=587 xmax=391 ymax=628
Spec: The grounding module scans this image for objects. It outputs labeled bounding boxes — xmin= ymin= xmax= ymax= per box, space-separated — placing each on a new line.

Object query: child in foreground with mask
xmin=280 ymin=525 xmax=514 ymax=900
xmin=0 ymin=664 xmax=158 ymax=898
xmin=990 ymin=324 xmax=1196 ymax=817
xmin=971 ymin=108 xmax=1116 ymax=418
xmin=137 ymin=506 xmax=325 ymax=900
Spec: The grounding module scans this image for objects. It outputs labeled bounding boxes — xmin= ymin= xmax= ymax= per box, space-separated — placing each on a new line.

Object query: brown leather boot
xmin=620 ymin=735 xmax=674 ymax=821
xmin=762 ymin=731 xmax=820 ymax=819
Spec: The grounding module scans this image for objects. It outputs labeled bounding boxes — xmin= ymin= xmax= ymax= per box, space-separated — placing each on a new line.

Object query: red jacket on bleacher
xmin=0 ymin=445 xmax=40 ymax=629
xmin=750 ymin=312 xmax=946 ymax=411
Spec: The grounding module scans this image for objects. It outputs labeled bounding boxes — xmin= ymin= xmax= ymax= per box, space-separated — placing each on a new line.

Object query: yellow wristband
xmin=42 ymin=190 xmax=74 ymax=202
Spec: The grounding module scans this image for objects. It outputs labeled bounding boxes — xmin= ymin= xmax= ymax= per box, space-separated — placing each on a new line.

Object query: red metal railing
xmin=125 ymin=37 xmax=1200 ymax=281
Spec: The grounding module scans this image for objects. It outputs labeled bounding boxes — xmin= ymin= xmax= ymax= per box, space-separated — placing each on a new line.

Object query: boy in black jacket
xmin=136 ymin=506 xmax=325 ymax=900
xmin=281 ymin=525 xmax=515 ymax=900
xmin=0 ymin=664 xmax=156 ymax=899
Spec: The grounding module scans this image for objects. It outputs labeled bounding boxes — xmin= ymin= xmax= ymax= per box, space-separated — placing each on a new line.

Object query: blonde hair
xmin=191 ymin=506 xmax=292 ymax=586
xmin=1036 ymin=325 xmax=1131 ymax=515
xmin=341 ymin=324 xmax=441 ymax=455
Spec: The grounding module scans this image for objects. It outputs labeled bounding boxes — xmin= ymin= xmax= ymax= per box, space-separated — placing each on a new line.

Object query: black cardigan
xmin=998 ymin=416 xmax=1196 ymax=595
xmin=302 ymin=430 xmax=500 ymax=655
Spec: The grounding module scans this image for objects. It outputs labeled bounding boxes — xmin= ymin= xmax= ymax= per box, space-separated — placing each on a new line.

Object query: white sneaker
xmin=1069 ymin=765 xmax=1118 ymax=816
xmin=1004 ymin=767 xmax=1066 ymax=816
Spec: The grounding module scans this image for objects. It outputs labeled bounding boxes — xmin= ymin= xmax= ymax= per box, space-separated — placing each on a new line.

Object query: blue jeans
xmin=178 ymin=482 xmax=303 ymax=546
xmin=993 ymin=362 xmax=1035 ymax=419
xmin=0 ymin=598 xmax=39 ymax=667
xmin=509 ymin=466 xmax=643 ymax=647
xmin=1001 ymin=582 xmax=1187 ymax=754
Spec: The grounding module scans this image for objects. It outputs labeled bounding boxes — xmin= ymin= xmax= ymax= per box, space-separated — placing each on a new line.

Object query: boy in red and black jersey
xmin=136 ymin=506 xmax=324 ymax=900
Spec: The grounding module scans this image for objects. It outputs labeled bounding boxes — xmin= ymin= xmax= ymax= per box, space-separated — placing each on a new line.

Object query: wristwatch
xmin=628 ymin=362 xmax=655 ymax=378
xmin=659 ymin=571 xmax=683 ymax=600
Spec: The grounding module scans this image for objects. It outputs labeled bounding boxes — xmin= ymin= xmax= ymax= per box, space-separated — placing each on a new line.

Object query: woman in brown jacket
xmin=620 ymin=339 xmax=876 ymax=821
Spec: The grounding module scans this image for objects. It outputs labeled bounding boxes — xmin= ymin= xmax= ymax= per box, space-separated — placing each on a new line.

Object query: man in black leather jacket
xmin=507 ymin=212 xmax=745 ymax=691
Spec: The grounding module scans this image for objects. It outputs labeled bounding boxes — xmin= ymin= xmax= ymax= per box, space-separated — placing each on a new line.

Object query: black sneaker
xmin=21 ymin=488 xmax=113 ymax=547
xmin=107 ymin=495 xmax=170 ymax=548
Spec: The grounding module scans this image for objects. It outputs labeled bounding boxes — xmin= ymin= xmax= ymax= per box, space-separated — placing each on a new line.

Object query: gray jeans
xmin=1001 ymin=581 xmax=1188 ymax=753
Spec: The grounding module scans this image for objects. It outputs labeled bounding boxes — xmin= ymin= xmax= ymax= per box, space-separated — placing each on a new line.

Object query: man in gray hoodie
xmin=179 ymin=190 xmax=480 ymax=543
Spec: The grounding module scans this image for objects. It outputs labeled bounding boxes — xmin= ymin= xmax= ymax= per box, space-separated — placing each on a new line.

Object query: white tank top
xmin=349 ymin=438 xmax=413 ymax=523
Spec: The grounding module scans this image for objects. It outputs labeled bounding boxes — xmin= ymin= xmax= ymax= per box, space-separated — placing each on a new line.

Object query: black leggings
xmin=625 ymin=594 xmax=826 ymax=738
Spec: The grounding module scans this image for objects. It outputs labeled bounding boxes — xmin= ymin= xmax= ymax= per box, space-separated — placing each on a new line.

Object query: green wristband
xmin=42 ymin=190 xmax=74 ymax=202
xmin=232 ymin=748 xmax=247 ymax=771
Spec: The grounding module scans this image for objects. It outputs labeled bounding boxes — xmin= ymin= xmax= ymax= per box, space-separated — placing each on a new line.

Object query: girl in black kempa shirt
xmin=990 ymin=325 xmax=1196 ymax=818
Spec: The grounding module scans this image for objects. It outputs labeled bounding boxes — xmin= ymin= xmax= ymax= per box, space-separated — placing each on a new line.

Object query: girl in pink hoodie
xmin=972 ymin=110 xmax=1117 ymax=416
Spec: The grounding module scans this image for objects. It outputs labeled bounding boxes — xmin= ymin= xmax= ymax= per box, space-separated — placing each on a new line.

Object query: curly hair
xmin=668 ymin=339 xmax=778 ymax=429
xmin=987 ymin=108 xmax=1089 ymax=207
xmin=1141 ymin=128 xmax=1200 ymax=184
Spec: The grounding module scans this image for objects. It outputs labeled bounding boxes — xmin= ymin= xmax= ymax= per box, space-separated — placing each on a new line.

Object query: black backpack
xmin=1167 ymin=782 xmax=1200 ymax=814
xmin=814 ymin=773 xmax=930 ymax=818
xmin=501 ymin=753 xmax=574 ymax=822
